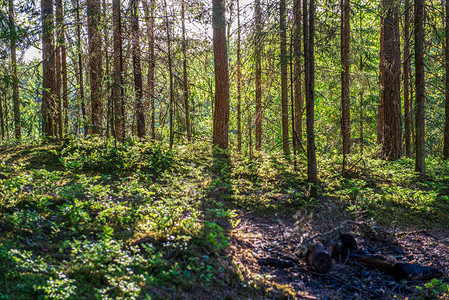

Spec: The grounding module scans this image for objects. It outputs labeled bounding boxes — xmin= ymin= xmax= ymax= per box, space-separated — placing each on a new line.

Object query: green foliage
xmin=1 ymin=141 xmax=449 ymax=299
xmin=415 ymin=279 xmax=449 ymax=298
xmin=59 ymin=137 xmax=174 ymax=177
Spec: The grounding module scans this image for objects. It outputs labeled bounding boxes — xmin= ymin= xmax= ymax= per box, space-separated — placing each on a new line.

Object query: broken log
xmin=392 ymin=262 xmax=443 ymax=281
xmin=351 ymin=254 xmax=443 ymax=281
xmin=340 ymin=233 xmax=357 ymax=251
xmin=258 ymin=257 xmax=295 ymax=269
xmin=307 ymin=243 xmax=332 ymax=273
xmin=350 ymin=254 xmax=396 ymax=273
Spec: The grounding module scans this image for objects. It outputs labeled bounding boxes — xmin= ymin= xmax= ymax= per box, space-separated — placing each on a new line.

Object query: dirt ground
xmin=229 ymin=214 xmax=449 ymax=299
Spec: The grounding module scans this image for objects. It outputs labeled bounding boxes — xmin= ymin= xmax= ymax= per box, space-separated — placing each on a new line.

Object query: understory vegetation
xmin=0 ymin=138 xmax=448 ymax=299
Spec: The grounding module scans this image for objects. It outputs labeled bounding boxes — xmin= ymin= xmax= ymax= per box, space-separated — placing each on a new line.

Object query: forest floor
xmin=0 ymin=138 xmax=448 ymax=299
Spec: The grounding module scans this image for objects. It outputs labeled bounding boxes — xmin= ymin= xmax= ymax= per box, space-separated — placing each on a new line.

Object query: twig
xmin=301 ymin=220 xmax=364 ymax=245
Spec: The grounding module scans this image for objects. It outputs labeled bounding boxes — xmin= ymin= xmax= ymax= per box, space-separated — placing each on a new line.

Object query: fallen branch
xmin=301 ymin=220 xmax=364 ymax=245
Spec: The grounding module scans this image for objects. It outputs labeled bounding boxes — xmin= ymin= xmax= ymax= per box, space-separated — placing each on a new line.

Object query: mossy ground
xmin=0 ymin=138 xmax=448 ymax=299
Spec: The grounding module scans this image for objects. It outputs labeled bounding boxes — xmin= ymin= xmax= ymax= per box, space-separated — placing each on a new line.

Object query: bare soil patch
xmin=230 ymin=214 xmax=449 ymax=299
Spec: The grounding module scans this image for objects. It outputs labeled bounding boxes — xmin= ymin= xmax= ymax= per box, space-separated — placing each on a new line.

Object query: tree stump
xmin=307 ymin=243 xmax=332 ymax=273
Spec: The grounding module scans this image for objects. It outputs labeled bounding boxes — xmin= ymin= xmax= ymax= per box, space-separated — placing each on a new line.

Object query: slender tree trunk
xmin=360 ymin=56 xmax=364 ymax=154
xmin=444 ymin=0 xmax=449 ymax=159
xmin=341 ymin=0 xmax=350 ymax=168
xmin=5 ymin=90 xmax=9 ymax=139
xmin=382 ymin=0 xmax=402 ymax=160
xmin=212 ymin=0 xmax=230 ymax=150
xmin=0 ymin=88 xmax=4 ymax=140
xmin=62 ymin=31 xmax=68 ymax=134
xmin=42 ymin=0 xmax=56 ymax=138
xmin=164 ymin=0 xmax=175 ymax=147
xmin=132 ymin=0 xmax=145 ymax=139
xmin=56 ymin=0 xmax=64 ymax=138
xmin=113 ymin=0 xmax=124 ymax=141
xmin=414 ymin=0 xmax=425 ymax=175
xmin=143 ymin=0 xmax=155 ymax=141
xmin=248 ymin=103 xmax=253 ymax=158
xmin=237 ymin=0 xmax=242 ymax=152
xmin=404 ymin=0 xmax=411 ymax=158
xmin=181 ymin=0 xmax=191 ymax=142
xmin=294 ymin=0 xmax=303 ymax=147
xmin=103 ymin=0 xmax=112 ymax=138
xmin=9 ymin=0 xmax=21 ymax=140
xmin=290 ymin=34 xmax=297 ymax=169
xmin=304 ymin=0 xmax=318 ymax=196
xmin=378 ymin=19 xmax=385 ymax=145
xmin=255 ymin=0 xmax=262 ymax=151
xmin=280 ymin=0 xmax=289 ymax=156
xmin=76 ymin=0 xmax=87 ymax=137
xmin=87 ymin=0 xmax=103 ymax=135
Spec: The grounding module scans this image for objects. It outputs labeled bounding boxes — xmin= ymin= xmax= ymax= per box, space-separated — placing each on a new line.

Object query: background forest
xmin=0 ymin=0 xmax=446 ymax=160
xmin=0 ymin=0 xmax=449 ymax=299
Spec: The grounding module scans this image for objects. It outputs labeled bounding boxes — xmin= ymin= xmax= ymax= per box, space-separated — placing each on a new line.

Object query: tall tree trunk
xmin=290 ymin=34 xmax=297 ymax=169
xmin=103 ymin=0 xmax=112 ymax=138
xmin=237 ymin=0 xmax=242 ymax=152
xmin=294 ymin=0 xmax=303 ymax=147
xmin=378 ymin=19 xmax=385 ymax=144
xmin=0 ymin=88 xmax=4 ymax=140
xmin=132 ymin=0 xmax=145 ymax=139
xmin=404 ymin=0 xmax=411 ymax=158
xmin=359 ymin=56 xmax=364 ymax=154
xmin=304 ymin=0 xmax=318 ymax=196
xmin=143 ymin=0 xmax=155 ymax=141
xmin=444 ymin=0 xmax=449 ymax=159
xmin=42 ymin=0 xmax=56 ymax=138
xmin=341 ymin=0 xmax=350 ymax=168
xmin=181 ymin=0 xmax=191 ymax=142
xmin=280 ymin=0 xmax=289 ymax=156
xmin=414 ymin=0 xmax=425 ymax=175
xmin=76 ymin=0 xmax=87 ymax=137
xmin=164 ymin=0 xmax=175 ymax=147
xmin=56 ymin=0 xmax=63 ymax=138
xmin=112 ymin=0 xmax=124 ymax=141
xmin=62 ymin=29 xmax=68 ymax=134
xmin=382 ymin=0 xmax=402 ymax=160
xmin=87 ymin=0 xmax=103 ymax=135
xmin=212 ymin=0 xmax=230 ymax=150
xmin=255 ymin=0 xmax=262 ymax=151
xmin=9 ymin=0 xmax=21 ymax=140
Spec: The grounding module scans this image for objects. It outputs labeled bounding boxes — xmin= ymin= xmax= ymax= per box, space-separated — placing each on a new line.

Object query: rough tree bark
xmin=56 ymin=0 xmax=64 ymax=138
xmin=0 ymin=88 xmax=4 ymax=140
xmin=304 ymin=0 xmax=318 ymax=196
xmin=87 ymin=0 xmax=103 ymax=135
xmin=212 ymin=0 xmax=230 ymax=150
xmin=341 ymin=0 xmax=350 ymax=168
xmin=414 ymin=0 xmax=425 ymax=175
xmin=112 ymin=0 xmax=124 ymax=141
xmin=42 ymin=0 xmax=56 ymax=138
xmin=280 ymin=0 xmax=289 ymax=156
xmin=255 ymin=0 xmax=262 ymax=151
xmin=103 ymin=0 xmax=112 ymax=138
xmin=294 ymin=0 xmax=303 ymax=147
xmin=9 ymin=0 xmax=21 ymax=140
xmin=164 ymin=0 xmax=175 ymax=147
xmin=143 ymin=0 xmax=155 ymax=141
xmin=181 ymin=0 xmax=192 ymax=142
xmin=444 ymin=0 xmax=449 ymax=159
xmin=131 ymin=0 xmax=145 ymax=138
xmin=404 ymin=0 xmax=411 ymax=158
xmin=76 ymin=0 xmax=87 ymax=137
xmin=237 ymin=0 xmax=242 ymax=152
xmin=382 ymin=0 xmax=402 ymax=160
xmin=378 ymin=19 xmax=385 ymax=145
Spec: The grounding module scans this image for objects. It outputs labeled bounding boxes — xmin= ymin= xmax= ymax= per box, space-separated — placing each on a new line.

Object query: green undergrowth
xmin=0 ymin=138 xmax=448 ymax=298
